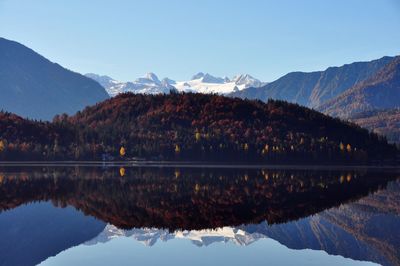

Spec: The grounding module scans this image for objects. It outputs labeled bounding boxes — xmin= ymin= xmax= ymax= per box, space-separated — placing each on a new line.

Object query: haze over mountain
xmin=86 ymin=72 xmax=265 ymax=96
xmin=0 ymin=38 xmax=109 ymax=120
xmin=229 ymin=56 xmax=395 ymax=108
xmin=319 ymin=56 xmax=400 ymax=118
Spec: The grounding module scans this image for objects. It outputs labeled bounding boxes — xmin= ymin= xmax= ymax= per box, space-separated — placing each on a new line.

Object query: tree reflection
xmin=0 ymin=166 xmax=397 ymax=231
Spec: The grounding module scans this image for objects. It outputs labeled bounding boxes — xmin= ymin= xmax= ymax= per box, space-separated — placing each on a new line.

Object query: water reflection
xmin=0 ymin=166 xmax=398 ymax=266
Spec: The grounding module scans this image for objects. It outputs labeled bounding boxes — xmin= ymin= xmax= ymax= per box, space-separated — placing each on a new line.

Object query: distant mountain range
xmin=85 ymin=72 xmax=266 ymax=96
xmin=229 ymin=56 xmax=395 ymax=108
xmin=0 ymin=38 xmax=109 ymax=120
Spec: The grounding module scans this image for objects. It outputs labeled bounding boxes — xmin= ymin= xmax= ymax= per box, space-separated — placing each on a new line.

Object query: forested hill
xmin=0 ymin=93 xmax=398 ymax=163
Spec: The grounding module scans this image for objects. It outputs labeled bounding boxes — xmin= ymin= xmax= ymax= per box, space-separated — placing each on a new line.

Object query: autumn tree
xmin=0 ymin=140 xmax=5 ymax=153
xmin=120 ymin=147 xmax=126 ymax=157
xmin=346 ymin=144 xmax=352 ymax=152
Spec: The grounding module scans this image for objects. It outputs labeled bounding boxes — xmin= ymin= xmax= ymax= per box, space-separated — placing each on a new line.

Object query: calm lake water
xmin=0 ymin=165 xmax=399 ymax=266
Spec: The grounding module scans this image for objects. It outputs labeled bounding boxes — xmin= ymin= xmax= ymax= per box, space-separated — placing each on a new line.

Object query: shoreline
xmin=0 ymin=160 xmax=399 ymax=171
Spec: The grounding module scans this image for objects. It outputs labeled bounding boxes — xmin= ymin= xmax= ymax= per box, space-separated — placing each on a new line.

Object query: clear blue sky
xmin=1 ymin=0 xmax=399 ymax=82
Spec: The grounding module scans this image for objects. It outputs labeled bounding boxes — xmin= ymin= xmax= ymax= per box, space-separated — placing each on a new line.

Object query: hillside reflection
xmin=0 ymin=166 xmax=397 ymax=230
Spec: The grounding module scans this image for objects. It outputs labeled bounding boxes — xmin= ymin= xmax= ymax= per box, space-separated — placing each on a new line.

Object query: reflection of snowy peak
xmin=86 ymin=72 xmax=265 ymax=96
xmin=85 ymin=225 xmax=265 ymax=247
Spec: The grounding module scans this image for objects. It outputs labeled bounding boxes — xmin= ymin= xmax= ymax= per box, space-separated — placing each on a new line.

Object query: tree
xmin=119 ymin=167 xmax=126 ymax=177
xmin=346 ymin=144 xmax=352 ymax=152
xmin=0 ymin=140 xmax=5 ymax=153
xmin=264 ymin=144 xmax=269 ymax=152
xmin=244 ymin=143 xmax=249 ymax=151
xmin=120 ymin=146 xmax=126 ymax=157
xmin=339 ymin=142 xmax=345 ymax=151
xmin=175 ymin=144 xmax=181 ymax=154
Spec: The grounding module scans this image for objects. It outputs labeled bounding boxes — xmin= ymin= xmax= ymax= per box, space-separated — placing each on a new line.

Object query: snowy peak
xmin=192 ymin=72 xmax=206 ymax=80
xmin=232 ymin=74 xmax=262 ymax=87
xmin=85 ymin=73 xmax=116 ymax=88
xmin=161 ymin=77 xmax=176 ymax=86
xmin=85 ymin=73 xmax=173 ymax=96
xmin=135 ymin=72 xmax=161 ymax=85
xmin=191 ymin=72 xmax=226 ymax=84
xmin=85 ymin=72 xmax=265 ymax=96
xmin=173 ymin=72 xmax=265 ymax=94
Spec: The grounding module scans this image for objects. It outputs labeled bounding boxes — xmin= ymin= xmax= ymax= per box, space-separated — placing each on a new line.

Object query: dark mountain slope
xmin=0 ymin=38 xmax=109 ymax=120
xmin=318 ymin=57 xmax=400 ymax=119
xmin=229 ymin=56 xmax=394 ymax=108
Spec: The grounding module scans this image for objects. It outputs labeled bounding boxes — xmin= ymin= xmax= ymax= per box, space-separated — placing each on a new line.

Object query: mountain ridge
xmin=86 ymin=72 xmax=266 ymax=96
xmin=229 ymin=56 xmax=395 ymax=108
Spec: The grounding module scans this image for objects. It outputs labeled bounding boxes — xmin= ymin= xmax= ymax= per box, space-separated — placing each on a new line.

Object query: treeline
xmin=0 ymin=92 xmax=398 ymax=163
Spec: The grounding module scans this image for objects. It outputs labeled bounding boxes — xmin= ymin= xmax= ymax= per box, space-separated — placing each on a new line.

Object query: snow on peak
xmin=86 ymin=72 xmax=265 ymax=97
xmin=135 ymin=72 xmax=161 ymax=85
xmin=145 ymin=72 xmax=161 ymax=84
xmin=191 ymin=72 xmax=205 ymax=80
xmin=85 ymin=73 xmax=117 ymax=90
xmin=201 ymin=73 xmax=225 ymax=84
xmin=232 ymin=74 xmax=263 ymax=87
xmin=161 ymin=77 xmax=176 ymax=86
xmin=191 ymin=72 xmax=225 ymax=84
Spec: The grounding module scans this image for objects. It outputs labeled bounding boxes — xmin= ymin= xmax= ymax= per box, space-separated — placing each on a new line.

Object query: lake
xmin=0 ymin=165 xmax=398 ymax=266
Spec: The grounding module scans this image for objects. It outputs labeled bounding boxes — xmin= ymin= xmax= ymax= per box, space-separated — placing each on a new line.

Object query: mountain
xmin=348 ymin=109 xmax=400 ymax=143
xmin=232 ymin=74 xmax=264 ymax=88
xmin=318 ymin=56 xmax=400 ymax=119
xmin=190 ymin=72 xmax=225 ymax=83
xmin=0 ymin=38 xmax=109 ymax=120
xmin=0 ymin=93 xmax=397 ymax=162
xmin=229 ymin=56 xmax=394 ymax=108
xmin=86 ymin=72 xmax=265 ymax=96
xmin=85 ymin=72 xmax=175 ymax=96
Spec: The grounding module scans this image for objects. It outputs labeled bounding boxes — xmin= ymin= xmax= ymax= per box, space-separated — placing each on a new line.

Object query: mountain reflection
xmin=0 ymin=166 xmax=399 ymax=266
xmin=0 ymin=166 xmax=397 ymax=230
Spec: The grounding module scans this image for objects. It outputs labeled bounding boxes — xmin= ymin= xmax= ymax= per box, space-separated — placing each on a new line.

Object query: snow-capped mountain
xmin=85 ymin=73 xmax=175 ymax=96
xmin=85 ymin=224 xmax=265 ymax=247
xmin=85 ymin=72 xmax=266 ymax=97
